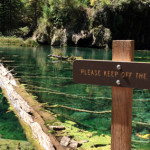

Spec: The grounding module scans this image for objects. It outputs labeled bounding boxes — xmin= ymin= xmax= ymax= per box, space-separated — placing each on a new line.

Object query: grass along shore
xmin=0 ymin=36 xmax=39 ymax=47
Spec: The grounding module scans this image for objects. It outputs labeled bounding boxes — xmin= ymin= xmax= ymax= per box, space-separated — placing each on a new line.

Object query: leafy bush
xmin=42 ymin=0 xmax=89 ymax=29
xmin=90 ymin=0 xmax=111 ymax=8
xmin=24 ymin=38 xmax=39 ymax=47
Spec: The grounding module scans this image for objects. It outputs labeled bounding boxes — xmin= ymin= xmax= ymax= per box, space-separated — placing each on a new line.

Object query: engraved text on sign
xmin=73 ymin=60 xmax=150 ymax=89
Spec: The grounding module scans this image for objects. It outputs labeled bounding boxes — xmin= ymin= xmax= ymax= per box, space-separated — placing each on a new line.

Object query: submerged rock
xmin=71 ymin=112 xmax=91 ymax=121
xmin=69 ymin=139 xmax=82 ymax=149
xmin=60 ymin=136 xmax=82 ymax=149
xmin=60 ymin=136 xmax=71 ymax=147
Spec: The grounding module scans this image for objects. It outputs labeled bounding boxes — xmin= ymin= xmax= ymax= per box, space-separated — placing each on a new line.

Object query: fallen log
xmin=132 ymin=121 xmax=150 ymax=128
xmin=0 ymin=63 xmax=64 ymax=150
xmin=48 ymin=54 xmax=68 ymax=61
xmin=48 ymin=105 xmax=111 ymax=114
xmin=132 ymin=140 xmax=150 ymax=144
xmin=48 ymin=54 xmax=82 ymax=61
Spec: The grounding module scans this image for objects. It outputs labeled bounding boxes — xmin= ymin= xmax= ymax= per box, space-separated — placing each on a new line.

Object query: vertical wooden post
xmin=111 ymin=40 xmax=134 ymax=150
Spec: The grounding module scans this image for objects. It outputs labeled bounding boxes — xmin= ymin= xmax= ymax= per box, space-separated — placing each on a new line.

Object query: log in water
xmin=0 ymin=63 xmax=55 ymax=150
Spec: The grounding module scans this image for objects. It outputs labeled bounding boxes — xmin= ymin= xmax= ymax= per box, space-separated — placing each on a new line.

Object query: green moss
xmin=0 ymin=94 xmax=27 ymax=140
xmin=93 ymin=25 xmax=104 ymax=37
xmin=0 ymin=139 xmax=34 ymax=150
xmin=49 ymin=119 xmax=111 ymax=150
xmin=45 ymin=118 xmax=60 ymax=126
xmin=18 ymin=116 xmax=45 ymax=150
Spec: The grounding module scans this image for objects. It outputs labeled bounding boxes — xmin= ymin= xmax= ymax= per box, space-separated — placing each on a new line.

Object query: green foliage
xmin=61 ymin=121 xmax=111 ymax=149
xmin=0 ymin=37 xmax=24 ymax=46
xmin=0 ymin=0 xmax=44 ymax=36
xmin=90 ymin=0 xmax=111 ymax=7
xmin=41 ymin=0 xmax=89 ymax=32
xmin=0 ymin=36 xmax=38 ymax=47
xmin=0 ymin=0 xmax=149 ymax=48
xmin=27 ymin=0 xmax=43 ymax=28
xmin=0 ymin=32 xmax=2 ymax=37
xmin=0 ymin=0 xmax=150 ymax=38
xmin=90 ymin=0 xmax=150 ymax=8
xmin=17 ymin=26 xmax=30 ymax=36
xmin=0 ymin=0 xmax=26 ymax=35
xmin=24 ymin=38 xmax=39 ymax=47
xmin=42 ymin=0 xmax=79 ymax=28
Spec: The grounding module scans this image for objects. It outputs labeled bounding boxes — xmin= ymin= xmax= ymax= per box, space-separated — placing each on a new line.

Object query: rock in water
xmin=60 ymin=136 xmax=71 ymax=147
xmin=69 ymin=140 xmax=81 ymax=149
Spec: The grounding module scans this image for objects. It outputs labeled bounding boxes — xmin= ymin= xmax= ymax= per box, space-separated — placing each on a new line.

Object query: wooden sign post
xmin=73 ymin=40 xmax=150 ymax=150
xmin=111 ymin=40 xmax=134 ymax=150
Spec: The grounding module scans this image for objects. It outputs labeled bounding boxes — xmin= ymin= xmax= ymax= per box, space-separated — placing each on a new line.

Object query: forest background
xmin=0 ymin=0 xmax=150 ymax=49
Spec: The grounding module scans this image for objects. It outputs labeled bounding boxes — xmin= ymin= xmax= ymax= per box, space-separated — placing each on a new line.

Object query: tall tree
xmin=28 ymin=0 xmax=43 ymax=29
xmin=0 ymin=0 xmax=25 ymax=35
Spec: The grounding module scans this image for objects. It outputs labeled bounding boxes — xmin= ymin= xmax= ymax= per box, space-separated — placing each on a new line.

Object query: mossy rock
xmin=33 ymin=22 xmax=51 ymax=44
xmin=51 ymin=28 xmax=67 ymax=46
xmin=91 ymin=25 xmax=111 ymax=48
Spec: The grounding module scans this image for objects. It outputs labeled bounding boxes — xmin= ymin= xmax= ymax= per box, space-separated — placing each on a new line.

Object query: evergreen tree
xmin=0 ymin=0 xmax=25 ymax=35
xmin=28 ymin=0 xmax=43 ymax=29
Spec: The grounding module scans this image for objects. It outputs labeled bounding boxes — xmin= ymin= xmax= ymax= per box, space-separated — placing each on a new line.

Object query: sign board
xmin=73 ymin=60 xmax=150 ymax=89
xmin=73 ymin=40 xmax=148 ymax=150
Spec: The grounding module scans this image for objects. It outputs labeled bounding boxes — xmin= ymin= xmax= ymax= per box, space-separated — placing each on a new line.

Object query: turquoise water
xmin=0 ymin=46 xmax=149 ymax=149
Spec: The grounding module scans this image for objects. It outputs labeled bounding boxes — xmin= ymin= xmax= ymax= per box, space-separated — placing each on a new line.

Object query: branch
xmin=47 ymin=105 xmax=111 ymax=114
xmin=132 ymin=140 xmax=150 ymax=144
xmin=132 ymin=121 xmax=150 ymax=127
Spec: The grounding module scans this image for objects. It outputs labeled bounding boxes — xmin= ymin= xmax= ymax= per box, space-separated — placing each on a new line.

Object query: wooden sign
xmin=73 ymin=60 xmax=150 ymax=89
xmin=73 ymin=40 xmax=139 ymax=150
